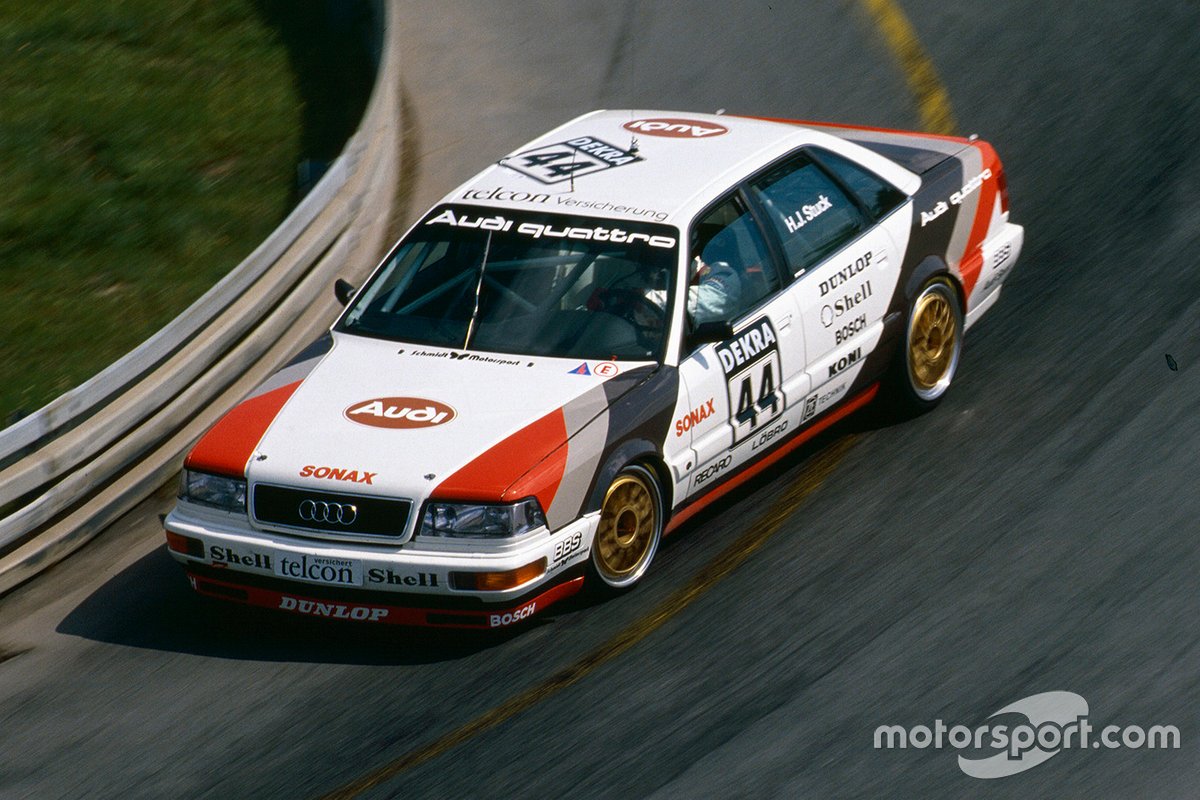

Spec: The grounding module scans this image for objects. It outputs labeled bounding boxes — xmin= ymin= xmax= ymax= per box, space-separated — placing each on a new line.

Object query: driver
xmin=598 ymin=254 xmax=741 ymax=326
xmin=585 ymin=248 xmax=742 ymax=331
xmin=687 ymin=254 xmax=741 ymax=324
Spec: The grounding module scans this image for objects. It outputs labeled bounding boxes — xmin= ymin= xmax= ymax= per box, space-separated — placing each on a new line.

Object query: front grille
xmin=252 ymin=484 xmax=412 ymax=540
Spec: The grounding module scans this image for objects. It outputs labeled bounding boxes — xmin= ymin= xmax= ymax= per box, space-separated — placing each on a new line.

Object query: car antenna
xmin=629 ymin=135 xmax=640 ymax=155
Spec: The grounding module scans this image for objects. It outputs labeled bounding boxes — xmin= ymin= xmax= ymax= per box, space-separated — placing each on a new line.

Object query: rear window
xmin=813 ymin=147 xmax=907 ymax=219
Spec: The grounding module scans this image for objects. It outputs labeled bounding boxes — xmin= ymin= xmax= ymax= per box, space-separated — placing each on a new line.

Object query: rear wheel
xmin=588 ymin=464 xmax=663 ymax=591
xmin=887 ymin=276 xmax=963 ymax=414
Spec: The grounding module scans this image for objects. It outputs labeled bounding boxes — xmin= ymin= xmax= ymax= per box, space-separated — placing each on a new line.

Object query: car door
xmin=674 ymin=191 xmax=808 ymax=500
xmin=746 ymin=147 xmax=908 ymax=420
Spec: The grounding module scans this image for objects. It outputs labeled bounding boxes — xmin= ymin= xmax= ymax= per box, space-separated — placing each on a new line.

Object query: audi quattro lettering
xmin=165 ymin=109 xmax=1023 ymax=629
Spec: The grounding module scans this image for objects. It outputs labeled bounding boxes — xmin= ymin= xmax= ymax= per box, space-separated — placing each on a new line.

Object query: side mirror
xmin=334 ymin=278 xmax=358 ymax=306
xmin=686 ymin=320 xmax=734 ymax=350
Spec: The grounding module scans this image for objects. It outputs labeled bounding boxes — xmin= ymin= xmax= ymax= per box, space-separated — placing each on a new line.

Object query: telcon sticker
xmin=622 ymin=118 xmax=729 ymax=138
xmin=344 ymin=397 xmax=456 ymax=429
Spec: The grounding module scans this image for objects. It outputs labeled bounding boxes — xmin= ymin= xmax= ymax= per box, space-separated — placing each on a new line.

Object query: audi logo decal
xmin=298 ymin=499 xmax=358 ymax=526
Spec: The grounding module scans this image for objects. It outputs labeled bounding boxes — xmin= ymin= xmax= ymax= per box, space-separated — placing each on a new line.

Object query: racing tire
xmin=885 ymin=275 xmax=963 ymax=415
xmin=587 ymin=464 xmax=664 ymax=593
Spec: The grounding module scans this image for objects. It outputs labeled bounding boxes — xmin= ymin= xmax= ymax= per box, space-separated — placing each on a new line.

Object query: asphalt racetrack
xmin=2 ymin=1 xmax=1199 ymax=797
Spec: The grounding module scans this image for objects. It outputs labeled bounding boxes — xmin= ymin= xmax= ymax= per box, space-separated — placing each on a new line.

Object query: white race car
xmin=164 ymin=110 xmax=1023 ymax=628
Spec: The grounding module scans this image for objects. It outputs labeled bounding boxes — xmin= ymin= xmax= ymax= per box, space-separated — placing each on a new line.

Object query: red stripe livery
xmin=184 ymin=381 xmax=301 ymax=478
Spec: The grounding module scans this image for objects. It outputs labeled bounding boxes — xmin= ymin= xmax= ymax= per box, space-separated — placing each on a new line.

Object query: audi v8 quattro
xmin=164 ymin=110 xmax=1024 ymax=628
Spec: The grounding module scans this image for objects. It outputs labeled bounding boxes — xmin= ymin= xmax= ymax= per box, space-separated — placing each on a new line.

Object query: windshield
xmin=337 ymin=206 xmax=679 ymax=361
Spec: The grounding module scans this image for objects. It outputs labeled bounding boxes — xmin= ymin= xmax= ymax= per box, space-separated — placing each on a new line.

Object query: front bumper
xmin=164 ymin=501 xmax=597 ymax=628
xmin=185 ymin=565 xmax=585 ymax=628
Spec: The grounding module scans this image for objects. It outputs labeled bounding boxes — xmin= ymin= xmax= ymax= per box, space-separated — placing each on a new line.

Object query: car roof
xmin=442 ymin=110 xmax=839 ymax=226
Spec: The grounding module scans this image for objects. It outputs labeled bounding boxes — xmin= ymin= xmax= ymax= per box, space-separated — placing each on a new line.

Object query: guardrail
xmin=0 ymin=0 xmax=404 ymax=594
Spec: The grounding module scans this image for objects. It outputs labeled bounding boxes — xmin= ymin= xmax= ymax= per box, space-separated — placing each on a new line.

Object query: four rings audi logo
xmin=298 ymin=499 xmax=358 ymax=526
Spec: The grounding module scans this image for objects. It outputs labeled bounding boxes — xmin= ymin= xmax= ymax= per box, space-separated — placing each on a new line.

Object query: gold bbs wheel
xmin=591 ymin=465 xmax=663 ymax=590
xmin=906 ymin=278 xmax=962 ymax=403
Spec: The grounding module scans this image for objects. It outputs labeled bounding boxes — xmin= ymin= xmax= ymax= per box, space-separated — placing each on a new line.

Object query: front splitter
xmin=186 ymin=569 xmax=585 ymax=629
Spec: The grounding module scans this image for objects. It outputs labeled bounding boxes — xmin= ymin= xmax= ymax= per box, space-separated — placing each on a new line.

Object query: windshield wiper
xmin=462 ymin=230 xmax=493 ymax=350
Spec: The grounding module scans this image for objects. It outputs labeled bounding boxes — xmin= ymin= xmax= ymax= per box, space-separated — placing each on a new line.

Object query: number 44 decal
xmin=729 ymin=354 xmax=784 ymax=444
xmin=499 ymin=136 xmax=643 ymax=185
xmin=714 ymin=315 xmax=786 ymax=445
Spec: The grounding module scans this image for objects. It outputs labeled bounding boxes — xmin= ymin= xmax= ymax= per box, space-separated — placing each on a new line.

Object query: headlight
xmin=419 ymin=498 xmax=547 ymax=539
xmin=180 ymin=469 xmax=247 ymax=512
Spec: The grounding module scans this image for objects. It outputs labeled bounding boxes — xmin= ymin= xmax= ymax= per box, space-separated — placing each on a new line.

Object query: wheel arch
xmin=903 ymin=254 xmax=964 ymax=311
xmin=586 ymin=438 xmax=672 ymax=517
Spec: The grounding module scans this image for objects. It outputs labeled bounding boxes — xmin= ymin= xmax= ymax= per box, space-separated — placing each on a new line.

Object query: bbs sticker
xmin=553 ymin=531 xmax=584 ymax=565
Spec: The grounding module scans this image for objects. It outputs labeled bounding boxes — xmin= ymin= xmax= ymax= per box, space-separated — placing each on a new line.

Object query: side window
xmin=689 ymin=194 xmax=779 ymax=324
xmin=814 ymin=147 xmax=907 ymax=218
xmin=749 ymin=153 xmax=867 ymax=275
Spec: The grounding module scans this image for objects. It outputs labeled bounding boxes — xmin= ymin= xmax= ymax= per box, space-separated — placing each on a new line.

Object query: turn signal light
xmin=165 ymin=531 xmax=204 ymax=557
xmin=451 ymin=558 xmax=546 ymax=591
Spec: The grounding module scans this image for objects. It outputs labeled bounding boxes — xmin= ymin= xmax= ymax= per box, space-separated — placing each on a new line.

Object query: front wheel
xmin=588 ymin=464 xmax=663 ymax=592
xmin=886 ymin=276 xmax=963 ymax=414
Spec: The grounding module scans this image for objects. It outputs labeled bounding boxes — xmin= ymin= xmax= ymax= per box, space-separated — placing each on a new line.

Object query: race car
xmin=164 ymin=110 xmax=1023 ymax=629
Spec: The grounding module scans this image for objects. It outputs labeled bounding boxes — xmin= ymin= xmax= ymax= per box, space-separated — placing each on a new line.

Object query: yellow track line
xmin=321 ymin=6 xmax=958 ymax=796
xmin=859 ymin=0 xmax=960 ymax=135
xmin=320 ymin=436 xmax=858 ymax=800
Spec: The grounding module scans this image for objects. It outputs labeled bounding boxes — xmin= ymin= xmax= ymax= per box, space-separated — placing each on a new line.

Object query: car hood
xmin=233 ymin=334 xmax=649 ymax=507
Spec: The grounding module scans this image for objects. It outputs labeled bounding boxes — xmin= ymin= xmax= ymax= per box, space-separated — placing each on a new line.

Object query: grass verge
xmin=0 ymin=0 xmax=302 ymax=421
